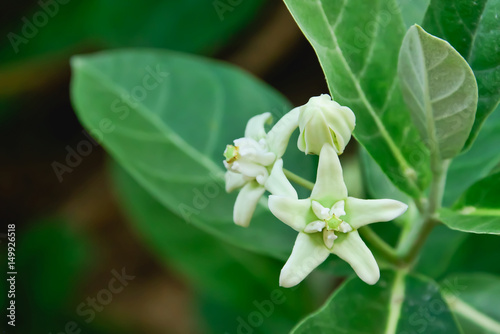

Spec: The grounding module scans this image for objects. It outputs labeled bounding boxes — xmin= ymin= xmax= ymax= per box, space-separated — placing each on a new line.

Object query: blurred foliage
xmin=70 ymin=49 xmax=316 ymax=261
xmin=0 ymin=220 xmax=125 ymax=333
xmin=112 ymin=163 xmax=315 ymax=333
xmin=0 ymin=0 xmax=266 ymax=112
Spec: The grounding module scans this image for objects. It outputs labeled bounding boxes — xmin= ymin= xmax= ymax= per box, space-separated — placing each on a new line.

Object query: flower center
xmin=224 ymin=145 xmax=239 ymax=163
xmin=304 ymin=200 xmax=353 ymax=249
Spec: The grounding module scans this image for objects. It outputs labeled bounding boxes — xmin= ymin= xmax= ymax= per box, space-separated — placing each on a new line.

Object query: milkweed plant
xmin=71 ymin=0 xmax=500 ymax=333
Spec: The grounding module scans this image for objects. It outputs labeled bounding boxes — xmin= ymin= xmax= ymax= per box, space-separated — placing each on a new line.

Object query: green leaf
xmin=415 ymin=225 xmax=467 ymax=278
xmin=439 ymin=172 xmax=500 ymax=235
xmin=292 ymin=270 xmax=460 ymax=333
xmin=445 ymin=233 xmax=500 ymax=276
xmin=397 ymin=0 xmax=430 ymax=28
xmin=111 ymin=163 xmax=313 ymax=333
xmin=398 ymin=25 xmax=478 ymax=159
xmin=441 ymin=273 xmax=500 ymax=334
xmin=0 ymin=0 xmax=264 ymax=62
xmin=70 ymin=49 xmax=314 ymax=261
xmin=283 ymin=0 xmax=430 ymax=198
xmin=360 ymin=147 xmax=408 ymax=203
xmin=423 ymin=0 xmax=500 ymax=149
xmin=0 ymin=0 xmax=265 ymax=98
xmin=444 ymin=104 xmax=500 ymax=206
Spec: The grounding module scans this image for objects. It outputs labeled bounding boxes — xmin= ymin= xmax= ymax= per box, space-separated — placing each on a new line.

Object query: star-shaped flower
xmin=269 ymin=144 xmax=408 ymax=287
xmin=224 ymin=109 xmax=299 ymax=227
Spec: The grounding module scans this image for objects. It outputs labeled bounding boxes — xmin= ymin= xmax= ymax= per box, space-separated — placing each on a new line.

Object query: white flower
xmin=224 ymin=109 xmax=299 ymax=227
xmin=297 ymin=94 xmax=356 ymax=155
xmin=269 ymin=145 xmax=408 ymax=287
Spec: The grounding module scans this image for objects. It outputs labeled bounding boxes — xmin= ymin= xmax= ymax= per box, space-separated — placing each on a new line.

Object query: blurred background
xmin=3 ymin=1 xmax=500 ymax=333
xmin=0 ymin=1 xmax=337 ymax=333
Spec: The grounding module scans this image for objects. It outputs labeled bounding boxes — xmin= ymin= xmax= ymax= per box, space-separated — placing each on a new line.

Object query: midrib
xmin=312 ymin=0 xmax=421 ymax=195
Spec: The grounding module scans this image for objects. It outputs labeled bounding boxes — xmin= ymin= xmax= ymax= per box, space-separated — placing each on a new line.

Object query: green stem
xmin=283 ymin=168 xmax=315 ymax=190
xmin=359 ymin=226 xmax=401 ymax=266
xmin=398 ymin=159 xmax=450 ymax=264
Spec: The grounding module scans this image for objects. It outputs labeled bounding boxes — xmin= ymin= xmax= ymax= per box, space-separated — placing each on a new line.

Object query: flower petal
xmin=312 ymin=200 xmax=331 ymax=220
xmin=331 ymin=231 xmax=380 ymax=285
xmin=225 ymin=171 xmax=247 ymax=192
xmin=304 ymin=220 xmax=326 ymax=233
xmin=267 ymin=107 xmax=300 ymax=157
xmin=268 ymin=196 xmax=311 ymax=231
xmin=280 ymin=232 xmax=330 ymax=288
xmin=265 ymin=159 xmax=297 ymax=199
xmin=330 ymin=200 xmax=346 ymax=217
xmin=346 ymin=197 xmax=408 ymax=229
xmin=311 ymin=144 xmax=348 ymax=205
xmin=233 ymin=182 xmax=266 ymax=227
xmin=323 ymin=230 xmax=337 ymax=249
xmin=231 ymin=160 xmax=268 ymax=184
xmin=244 ymin=112 xmax=272 ymax=140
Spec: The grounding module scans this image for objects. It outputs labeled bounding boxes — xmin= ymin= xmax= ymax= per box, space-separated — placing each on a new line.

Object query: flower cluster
xmin=223 ymin=94 xmax=407 ymax=287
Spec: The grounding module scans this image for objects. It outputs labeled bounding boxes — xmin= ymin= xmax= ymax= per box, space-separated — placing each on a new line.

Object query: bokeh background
xmin=0 ymin=1 xmax=338 ymax=333
xmin=3 ymin=1 xmax=500 ymax=333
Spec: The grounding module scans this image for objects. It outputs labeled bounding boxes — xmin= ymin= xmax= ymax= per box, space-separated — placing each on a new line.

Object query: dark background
xmin=0 ymin=1 xmax=332 ymax=333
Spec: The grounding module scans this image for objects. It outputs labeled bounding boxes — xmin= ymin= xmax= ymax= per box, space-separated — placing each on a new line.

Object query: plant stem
xmin=283 ymin=168 xmax=315 ymax=190
xmin=398 ymin=159 xmax=450 ymax=264
xmin=359 ymin=226 xmax=401 ymax=266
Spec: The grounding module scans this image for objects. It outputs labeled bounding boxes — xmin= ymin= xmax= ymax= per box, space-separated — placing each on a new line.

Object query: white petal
xmin=234 ymin=137 xmax=275 ymax=166
xmin=297 ymin=110 xmax=332 ymax=155
xmin=304 ymin=220 xmax=326 ymax=233
xmin=330 ymin=200 xmax=346 ymax=217
xmin=225 ymin=171 xmax=247 ymax=192
xmin=279 ymin=232 xmax=330 ymax=288
xmin=323 ymin=230 xmax=337 ymax=249
xmin=245 ymin=112 xmax=272 ymax=140
xmin=267 ymin=107 xmax=300 ymax=157
xmin=311 ymin=200 xmax=331 ymax=220
xmin=311 ymin=144 xmax=348 ymax=205
xmin=233 ymin=182 xmax=266 ymax=227
xmin=234 ymin=161 xmax=268 ymax=184
xmin=346 ymin=197 xmax=408 ymax=229
xmin=331 ymin=231 xmax=380 ymax=285
xmin=268 ymin=196 xmax=311 ymax=231
xmin=338 ymin=222 xmax=352 ymax=233
xmin=265 ymin=159 xmax=297 ymax=199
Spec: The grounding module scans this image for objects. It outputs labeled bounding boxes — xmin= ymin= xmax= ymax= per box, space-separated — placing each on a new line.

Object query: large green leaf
xmin=423 ymin=0 xmax=500 ymax=148
xmin=397 ymin=0 xmax=430 ymax=28
xmin=446 ymin=233 xmax=500 ymax=276
xmin=441 ymin=273 xmax=500 ymax=333
xmin=398 ymin=25 xmax=478 ymax=159
xmin=292 ymin=270 xmax=460 ymax=333
xmin=111 ymin=163 xmax=312 ymax=333
xmin=70 ymin=49 xmax=314 ymax=261
xmin=440 ymin=172 xmax=500 ymax=235
xmin=0 ymin=0 xmax=265 ymax=100
xmin=283 ymin=0 xmax=430 ymax=198
xmin=415 ymin=225 xmax=467 ymax=279
xmin=0 ymin=0 xmax=264 ymax=62
xmin=360 ymin=147 xmax=408 ymax=203
xmin=444 ymin=104 xmax=500 ymax=206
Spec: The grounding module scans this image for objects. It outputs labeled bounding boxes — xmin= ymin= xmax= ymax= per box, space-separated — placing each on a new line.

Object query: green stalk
xmin=359 ymin=226 xmax=402 ymax=266
xmin=398 ymin=159 xmax=450 ymax=263
xmin=283 ymin=168 xmax=315 ymax=190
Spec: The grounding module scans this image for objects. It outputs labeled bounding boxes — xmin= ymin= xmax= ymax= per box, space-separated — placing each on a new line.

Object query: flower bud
xmin=297 ymin=94 xmax=355 ymax=155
